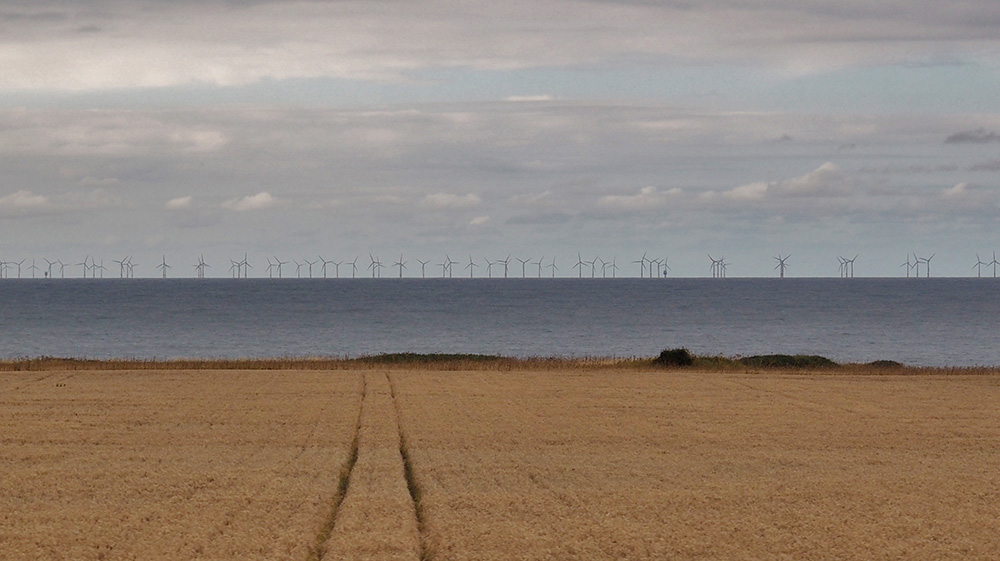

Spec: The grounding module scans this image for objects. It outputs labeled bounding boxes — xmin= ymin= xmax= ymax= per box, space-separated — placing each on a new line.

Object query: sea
xmin=1 ymin=278 xmax=997 ymax=367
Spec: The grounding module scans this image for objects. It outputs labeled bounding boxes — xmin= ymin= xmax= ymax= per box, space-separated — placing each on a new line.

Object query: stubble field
xmin=3 ymin=366 xmax=1000 ymax=560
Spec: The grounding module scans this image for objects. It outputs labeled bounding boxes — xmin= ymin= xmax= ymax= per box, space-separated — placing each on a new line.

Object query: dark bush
xmin=738 ymin=354 xmax=838 ymax=368
xmin=653 ymin=348 xmax=695 ymax=367
xmin=868 ymin=359 xmax=904 ymax=368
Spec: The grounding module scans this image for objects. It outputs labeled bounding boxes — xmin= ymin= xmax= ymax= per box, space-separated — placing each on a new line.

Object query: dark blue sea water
xmin=1 ymin=278 xmax=997 ymax=366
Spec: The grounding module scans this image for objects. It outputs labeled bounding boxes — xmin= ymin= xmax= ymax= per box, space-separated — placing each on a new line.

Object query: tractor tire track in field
xmin=387 ymin=372 xmax=430 ymax=561
xmin=316 ymin=371 xmax=426 ymax=561
xmin=307 ymin=372 xmax=367 ymax=561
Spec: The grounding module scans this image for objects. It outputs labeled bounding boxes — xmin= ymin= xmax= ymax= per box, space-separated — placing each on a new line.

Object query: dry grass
xmin=5 ymin=365 xmax=1000 ymax=560
xmin=0 ymin=369 xmax=362 ymax=561
xmin=391 ymin=369 xmax=1000 ymax=560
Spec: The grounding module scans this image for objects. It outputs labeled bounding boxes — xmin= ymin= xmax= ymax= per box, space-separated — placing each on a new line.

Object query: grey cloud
xmin=969 ymin=158 xmax=1000 ymax=171
xmin=4 ymin=1 xmax=1000 ymax=90
xmin=506 ymin=213 xmax=573 ymax=226
xmin=945 ymin=128 xmax=1000 ymax=144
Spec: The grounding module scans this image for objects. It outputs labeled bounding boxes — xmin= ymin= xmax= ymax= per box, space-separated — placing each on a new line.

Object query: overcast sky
xmin=1 ymin=0 xmax=998 ymax=277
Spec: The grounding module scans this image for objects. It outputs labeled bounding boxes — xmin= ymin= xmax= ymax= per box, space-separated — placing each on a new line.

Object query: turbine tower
xmin=918 ymin=254 xmax=935 ymax=278
xmin=900 ymin=254 xmax=914 ymax=278
xmin=195 ymin=255 xmax=209 ymax=278
xmin=156 ymin=255 xmax=170 ymax=279
xmin=633 ymin=252 xmax=647 ymax=278
xmin=517 ymin=257 xmax=531 ymax=278
xmin=774 ymin=254 xmax=790 ymax=278
xmin=974 ymin=254 xmax=987 ymax=278
xmin=466 ymin=255 xmax=478 ymax=278
xmin=533 ymin=256 xmax=544 ymax=278
xmin=548 ymin=256 xmax=558 ymax=278
xmin=393 ymin=254 xmax=407 ymax=278
xmin=319 ymin=256 xmax=335 ymax=278
xmin=417 ymin=259 xmax=429 ymax=278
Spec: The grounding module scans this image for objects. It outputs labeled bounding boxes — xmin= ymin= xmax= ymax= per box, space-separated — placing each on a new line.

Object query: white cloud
xmin=469 ymin=215 xmax=490 ymax=226
xmin=943 ymin=182 xmax=969 ymax=197
xmin=421 ymin=192 xmax=481 ymax=209
xmin=509 ymin=190 xmax=552 ymax=206
xmin=723 ymin=162 xmax=846 ymax=200
xmin=223 ymin=191 xmax=276 ymax=211
xmin=600 ymin=186 xmax=682 ymax=210
xmin=504 ymin=95 xmax=555 ymax=102
xmin=0 ymin=189 xmax=49 ymax=210
xmin=165 ymin=195 xmax=193 ymax=209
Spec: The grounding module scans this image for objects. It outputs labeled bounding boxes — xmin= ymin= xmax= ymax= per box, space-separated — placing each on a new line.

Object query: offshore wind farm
xmin=3 ymin=250 xmax=1000 ymax=279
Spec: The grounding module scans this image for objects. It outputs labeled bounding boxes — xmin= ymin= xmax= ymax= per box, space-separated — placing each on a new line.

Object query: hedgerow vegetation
xmin=0 ymin=352 xmax=995 ymax=374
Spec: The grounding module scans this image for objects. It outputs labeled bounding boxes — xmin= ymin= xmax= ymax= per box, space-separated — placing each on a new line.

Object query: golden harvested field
xmin=391 ymin=370 xmax=1000 ymax=560
xmin=3 ymin=367 xmax=1000 ymax=560
xmin=0 ymin=370 xmax=362 ymax=561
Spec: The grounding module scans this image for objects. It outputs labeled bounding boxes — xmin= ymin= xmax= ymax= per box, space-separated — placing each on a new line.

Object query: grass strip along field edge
xmin=1 ymin=351 xmax=997 ymax=374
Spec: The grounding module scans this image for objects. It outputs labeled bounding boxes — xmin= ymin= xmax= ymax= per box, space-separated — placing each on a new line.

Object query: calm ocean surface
xmin=1 ymin=278 xmax=997 ymax=367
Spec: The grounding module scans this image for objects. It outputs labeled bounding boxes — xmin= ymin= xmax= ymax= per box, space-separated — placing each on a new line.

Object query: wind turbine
xmin=484 ymin=258 xmax=496 ymax=278
xmin=648 ymin=258 xmax=662 ymax=279
xmin=348 ymin=257 xmax=359 ymax=278
xmin=76 ymin=256 xmax=90 ymax=278
xmin=586 ymin=256 xmax=598 ymax=278
xmin=633 ymin=252 xmax=647 ymax=278
xmin=974 ymin=254 xmax=987 ymax=278
xmin=195 ymin=255 xmax=209 ymax=278
xmin=439 ymin=255 xmax=449 ymax=278
xmin=239 ymin=253 xmax=250 ymax=279
xmin=417 ymin=259 xmax=429 ymax=278
xmin=56 ymin=260 xmax=66 ymax=278
xmin=393 ymin=254 xmax=407 ymax=278
xmin=466 ymin=255 xmax=478 ymax=278
xmin=12 ymin=258 xmax=25 ymax=279
xmin=574 ymin=253 xmax=585 ymax=278
xmin=609 ymin=257 xmax=620 ymax=278
xmin=274 ymin=257 xmax=288 ymax=278
xmin=709 ymin=254 xmax=724 ymax=278
xmin=774 ymin=254 xmax=790 ymax=278
xmin=900 ymin=254 xmax=914 ymax=278
xmin=548 ymin=256 xmax=558 ymax=278
xmin=126 ymin=257 xmax=137 ymax=279
xmin=991 ymin=251 xmax=999 ymax=278
xmin=661 ymin=257 xmax=671 ymax=277
xmin=533 ymin=256 xmax=544 ymax=278
xmin=305 ymin=258 xmax=318 ymax=278
xmin=838 ymin=256 xmax=848 ymax=278
xmin=517 ymin=257 xmax=531 ymax=278
xmin=156 ymin=255 xmax=170 ymax=279
xmin=319 ymin=256 xmax=335 ymax=278
xmin=266 ymin=258 xmax=276 ymax=278
xmin=918 ymin=254 xmax=935 ymax=278
xmin=368 ymin=254 xmax=379 ymax=279
xmin=27 ymin=259 xmax=39 ymax=279
xmin=447 ymin=255 xmax=459 ymax=278
xmin=96 ymin=260 xmax=107 ymax=278
xmin=499 ymin=254 xmax=511 ymax=278
xmin=295 ymin=259 xmax=305 ymax=278
xmin=44 ymin=258 xmax=56 ymax=279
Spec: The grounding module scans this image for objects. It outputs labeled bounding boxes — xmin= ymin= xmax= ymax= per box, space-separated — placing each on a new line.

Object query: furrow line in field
xmin=307 ymin=372 xmax=367 ymax=561
xmin=387 ymin=372 xmax=430 ymax=561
